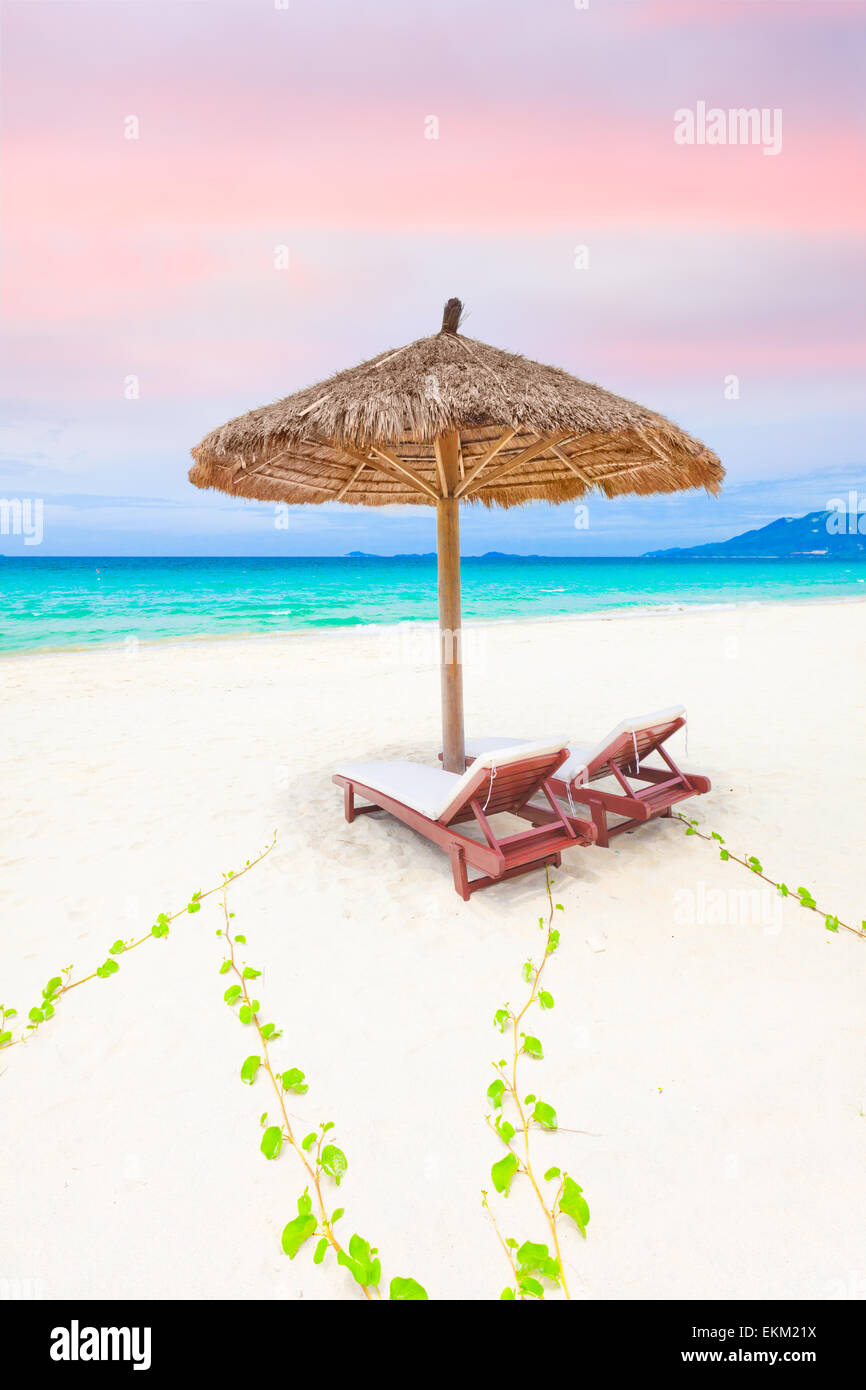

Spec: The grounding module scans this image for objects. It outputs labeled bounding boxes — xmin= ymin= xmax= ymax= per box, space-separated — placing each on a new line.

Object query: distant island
xmin=644 ymin=508 xmax=866 ymax=559
xmin=344 ymin=550 xmax=542 ymax=560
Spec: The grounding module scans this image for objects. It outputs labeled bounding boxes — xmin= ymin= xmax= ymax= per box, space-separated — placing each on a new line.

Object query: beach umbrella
xmin=189 ymin=299 xmax=723 ymax=771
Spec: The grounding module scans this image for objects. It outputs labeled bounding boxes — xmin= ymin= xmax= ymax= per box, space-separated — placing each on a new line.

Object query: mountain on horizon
xmin=644 ymin=508 xmax=866 ymax=559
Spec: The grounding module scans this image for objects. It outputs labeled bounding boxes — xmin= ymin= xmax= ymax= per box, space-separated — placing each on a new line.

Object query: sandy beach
xmin=2 ymin=596 xmax=865 ymax=1302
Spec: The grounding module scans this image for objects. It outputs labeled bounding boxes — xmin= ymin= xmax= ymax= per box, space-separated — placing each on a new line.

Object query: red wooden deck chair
xmin=464 ymin=707 xmax=710 ymax=848
xmin=333 ymin=739 xmax=597 ymax=901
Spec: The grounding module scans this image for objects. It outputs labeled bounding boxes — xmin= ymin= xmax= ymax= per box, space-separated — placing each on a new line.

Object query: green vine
xmin=484 ymin=868 xmax=590 ymax=1300
xmin=0 ymin=834 xmax=277 ymax=1052
xmin=217 ymin=886 xmax=428 ymax=1300
xmin=678 ymin=813 xmax=865 ymax=940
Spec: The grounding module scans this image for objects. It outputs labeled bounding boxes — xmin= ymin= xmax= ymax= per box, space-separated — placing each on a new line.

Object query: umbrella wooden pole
xmin=435 ymin=429 xmax=465 ymax=773
xmin=436 ymin=497 xmax=465 ymax=772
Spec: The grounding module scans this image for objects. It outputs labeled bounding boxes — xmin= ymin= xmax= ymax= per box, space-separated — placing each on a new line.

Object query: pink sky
xmin=1 ymin=0 xmax=863 ymax=540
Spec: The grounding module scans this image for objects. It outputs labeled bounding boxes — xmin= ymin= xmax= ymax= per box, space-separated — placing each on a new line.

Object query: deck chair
xmin=464 ymin=707 xmax=710 ymax=848
xmin=333 ymin=739 xmax=597 ymax=900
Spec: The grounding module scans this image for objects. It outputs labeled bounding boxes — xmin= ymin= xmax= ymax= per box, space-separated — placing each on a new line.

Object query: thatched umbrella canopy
xmin=190 ymin=298 xmax=723 ymax=770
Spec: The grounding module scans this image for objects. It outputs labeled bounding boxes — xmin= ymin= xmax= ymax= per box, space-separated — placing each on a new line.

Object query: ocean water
xmin=1 ymin=556 xmax=865 ymax=656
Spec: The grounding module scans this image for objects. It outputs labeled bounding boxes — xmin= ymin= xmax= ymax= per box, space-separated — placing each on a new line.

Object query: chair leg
xmin=449 ymin=844 xmax=470 ymax=901
xmin=590 ymin=799 xmax=609 ymax=848
xmin=344 ymin=784 xmax=355 ymax=823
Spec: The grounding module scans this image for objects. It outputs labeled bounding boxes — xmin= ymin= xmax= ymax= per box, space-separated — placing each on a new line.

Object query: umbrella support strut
xmin=436 ymin=493 xmax=465 ymax=774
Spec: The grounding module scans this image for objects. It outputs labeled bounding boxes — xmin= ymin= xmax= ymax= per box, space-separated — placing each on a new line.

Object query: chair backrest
xmin=580 ymin=707 xmax=686 ymax=782
xmin=435 ymin=739 xmax=569 ymax=825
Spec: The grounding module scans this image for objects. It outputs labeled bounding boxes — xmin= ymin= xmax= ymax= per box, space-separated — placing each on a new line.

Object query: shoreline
xmin=4 ymin=588 xmax=866 ymax=664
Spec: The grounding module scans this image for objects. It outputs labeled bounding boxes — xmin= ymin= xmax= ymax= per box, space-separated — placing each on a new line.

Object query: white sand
xmin=1 ymin=598 xmax=865 ymax=1301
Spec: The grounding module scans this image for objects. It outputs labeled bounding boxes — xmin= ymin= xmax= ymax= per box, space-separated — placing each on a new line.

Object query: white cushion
xmin=335 ymin=737 xmax=569 ymax=822
xmin=466 ymin=706 xmax=686 ymax=786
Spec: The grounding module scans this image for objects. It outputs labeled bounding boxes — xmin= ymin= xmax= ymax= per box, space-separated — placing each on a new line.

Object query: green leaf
xmin=240 ymin=1055 xmax=261 ymax=1085
xmin=777 ymin=883 xmax=789 ymax=897
xmin=43 ymin=976 xmax=63 ymax=997
xmin=297 ymin=1189 xmax=313 ymax=1215
xmin=491 ymin=1152 xmax=519 ymax=1197
xmin=685 ymin=826 xmax=696 ymax=836
xmin=224 ymin=984 xmax=241 ymax=1003
xmin=493 ymin=1008 xmax=509 ymax=1033
xmin=487 ymin=1079 xmax=506 ymax=1110
xmin=711 ymin=832 xmax=725 ymax=843
xmin=538 ymin=990 xmax=554 ymax=1010
xmin=559 ymin=1175 xmax=590 ymax=1236
xmin=0 ymin=1031 xmax=12 ymax=1046
xmin=719 ymin=849 xmax=730 ymax=861
xmin=522 ymin=1035 xmax=543 ymax=1060
xmin=151 ymin=914 xmax=170 ymax=938
xmin=337 ymin=1234 xmax=381 ymax=1289
xmin=260 ymin=1126 xmax=283 ymax=1160
xmin=521 ymin=961 xmax=532 ymax=982
xmin=28 ymin=1007 xmax=44 ymax=1023
xmin=389 ymin=1276 xmax=429 ymax=1300
xmin=495 ymin=1116 xmax=515 ymax=1144
xmin=281 ymin=1067 xmax=308 ymax=1094
xmin=96 ymin=958 xmax=119 ymax=978
xmin=547 ymin=929 xmax=560 ymax=951
xmin=797 ymin=886 xmax=816 ymax=908
xmin=331 ymin=1207 xmax=345 ymax=1223
xmin=218 ymin=960 xmax=231 ymax=974
xmin=321 ymin=1144 xmax=348 ymax=1185
xmin=515 ymin=1240 xmax=558 ymax=1280
xmin=544 ymin=1166 xmax=561 ymax=1181
xmin=280 ymin=1213 xmax=317 ymax=1259
xmin=500 ymin=1286 xmax=516 ymax=1300
xmin=518 ymin=1275 xmax=544 ymax=1297
xmin=825 ymin=914 xmax=839 ymax=933
xmin=242 ymin=966 xmax=261 ymax=979
xmin=747 ymin=856 xmax=762 ymax=874
xmin=186 ymin=900 xmax=201 ymax=914
xmin=235 ymin=934 xmax=246 ymax=944
xmin=301 ymin=1131 xmax=317 ymax=1152
xmin=313 ymin=1237 xmax=329 ymax=1266
xmin=531 ymin=1100 xmax=557 ymax=1130
xmin=109 ymin=940 xmax=126 ymax=955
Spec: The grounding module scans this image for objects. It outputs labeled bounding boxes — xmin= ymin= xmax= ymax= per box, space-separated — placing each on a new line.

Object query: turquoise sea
xmin=2 ymin=556 xmax=865 ymax=656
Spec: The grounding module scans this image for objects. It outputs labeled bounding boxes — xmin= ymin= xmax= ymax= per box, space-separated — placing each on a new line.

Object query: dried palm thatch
xmin=189 ymin=298 xmax=723 ymax=509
